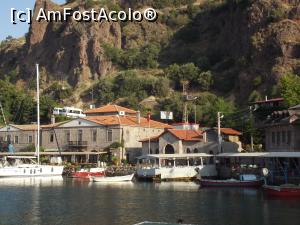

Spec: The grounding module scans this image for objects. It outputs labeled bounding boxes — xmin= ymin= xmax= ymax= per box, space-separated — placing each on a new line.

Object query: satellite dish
xmin=262 ymin=168 xmax=269 ymax=176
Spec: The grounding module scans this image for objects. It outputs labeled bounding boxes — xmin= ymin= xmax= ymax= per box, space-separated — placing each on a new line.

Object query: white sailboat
xmin=0 ymin=64 xmax=64 ymax=177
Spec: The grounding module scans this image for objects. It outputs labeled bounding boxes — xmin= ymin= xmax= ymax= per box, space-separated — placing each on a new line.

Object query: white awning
xmin=216 ymin=152 xmax=300 ymax=158
xmin=137 ymin=153 xmax=213 ymax=160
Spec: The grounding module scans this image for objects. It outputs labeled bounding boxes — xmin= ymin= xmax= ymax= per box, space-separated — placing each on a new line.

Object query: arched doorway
xmin=165 ymin=144 xmax=175 ymax=154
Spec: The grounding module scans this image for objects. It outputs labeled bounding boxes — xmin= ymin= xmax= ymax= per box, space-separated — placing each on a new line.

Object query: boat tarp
xmin=216 ymin=152 xmax=300 ymax=158
xmin=137 ymin=153 xmax=213 ymax=160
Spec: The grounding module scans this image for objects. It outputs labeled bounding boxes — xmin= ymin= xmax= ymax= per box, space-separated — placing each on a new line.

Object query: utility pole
xmin=181 ymin=80 xmax=189 ymax=123
xmin=217 ymin=112 xmax=223 ymax=154
xmin=194 ymin=105 xmax=197 ymax=124
xmin=249 ymin=106 xmax=254 ymax=152
xmin=90 ymin=86 xmax=94 ymax=103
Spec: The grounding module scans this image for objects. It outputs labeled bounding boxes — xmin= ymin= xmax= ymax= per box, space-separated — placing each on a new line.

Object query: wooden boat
xmin=200 ymin=174 xmax=264 ymax=188
xmin=90 ymin=173 xmax=134 ymax=182
xmin=71 ymin=167 xmax=105 ymax=179
xmin=263 ymin=184 xmax=300 ymax=197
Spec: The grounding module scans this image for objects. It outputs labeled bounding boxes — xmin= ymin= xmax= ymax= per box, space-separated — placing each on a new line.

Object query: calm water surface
xmin=0 ymin=177 xmax=299 ymax=225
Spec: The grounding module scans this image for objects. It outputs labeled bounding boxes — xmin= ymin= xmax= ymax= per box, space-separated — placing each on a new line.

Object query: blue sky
xmin=0 ymin=0 xmax=66 ymax=41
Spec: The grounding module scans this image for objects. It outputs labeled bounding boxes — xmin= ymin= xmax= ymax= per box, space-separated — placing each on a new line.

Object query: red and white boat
xmin=71 ymin=168 xmax=105 ymax=179
xmin=200 ymin=174 xmax=264 ymax=188
xmin=263 ymin=184 xmax=300 ymax=197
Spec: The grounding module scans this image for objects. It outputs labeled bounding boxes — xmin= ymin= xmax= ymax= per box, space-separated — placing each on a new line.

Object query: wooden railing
xmin=68 ymin=141 xmax=88 ymax=147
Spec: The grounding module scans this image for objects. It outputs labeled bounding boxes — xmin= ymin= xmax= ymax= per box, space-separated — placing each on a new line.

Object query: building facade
xmin=264 ymin=106 xmax=300 ymax=152
xmin=140 ymin=127 xmax=243 ymax=156
xmin=0 ymin=105 xmax=171 ymax=163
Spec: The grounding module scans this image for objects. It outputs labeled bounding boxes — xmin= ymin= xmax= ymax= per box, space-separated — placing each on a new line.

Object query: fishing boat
xmin=90 ymin=173 xmax=134 ymax=182
xmin=263 ymin=184 xmax=300 ymax=197
xmin=136 ymin=153 xmax=217 ymax=181
xmin=0 ymin=64 xmax=64 ymax=178
xmin=200 ymin=174 xmax=264 ymax=188
xmin=71 ymin=167 xmax=105 ymax=179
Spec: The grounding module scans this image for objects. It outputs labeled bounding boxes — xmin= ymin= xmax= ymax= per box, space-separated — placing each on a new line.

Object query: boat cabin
xmin=136 ymin=153 xmax=217 ymax=180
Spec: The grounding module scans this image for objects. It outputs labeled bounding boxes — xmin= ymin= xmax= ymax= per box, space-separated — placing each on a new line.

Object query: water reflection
xmin=153 ymin=182 xmax=199 ymax=192
xmin=0 ymin=179 xmax=299 ymax=225
xmin=0 ymin=176 xmax=64 ymax=187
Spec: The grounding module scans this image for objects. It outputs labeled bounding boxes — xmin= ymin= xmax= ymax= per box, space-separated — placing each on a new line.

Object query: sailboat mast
xmin=36 ymin=64 xmax=40 ymax=165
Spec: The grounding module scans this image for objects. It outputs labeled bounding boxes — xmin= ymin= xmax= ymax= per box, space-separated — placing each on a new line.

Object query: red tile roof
xmin=84 ymin=115 xmax=172 ymax=129
xmin=220 ymin=128 xmax=242 ymax=136
xmin=168 ymin=129 xmax=203 ymax=141
xmin=140 ymin=129 xmax=203 ymax=142
xmin=139 ymin=135 xmax=161 ymax=142
xmin=9 ymin=122 xmax=67 ymax=131
xmin=84 ymin=104 xmax=137 ymax=114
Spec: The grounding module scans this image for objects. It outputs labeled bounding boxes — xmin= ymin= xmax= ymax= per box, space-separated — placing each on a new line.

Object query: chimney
xmin=51 ymin=115 xmax=55 ymax=124
xmin=90 ymin=104 xmax=95 ymax=109
xmin=136 ymin=111 xmax=141 ymax=124
xmin=265 ymin=96 xmax=268 ymax=101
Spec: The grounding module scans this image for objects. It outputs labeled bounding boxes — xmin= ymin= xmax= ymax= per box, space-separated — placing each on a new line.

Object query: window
xmin=0 ymin=136 xmax=3 ymax=142
xmin=50 ymin=132 xmax=54 ymax=143
xmin=107 ymin=129 xmax=112 ymax=142
xmin=287 ymin=131 xmax=291 ymax=145
xmin=282 ymin=131 xmax=286 ymax=144
xmin=187 ymin=148 xmax=191 ymax=153
xmin=28 ymin=135 xmax=33 ymax=144
xmin=14 ymin=136 xmax=19 ymax=144
xmin=78 ymin=130 xmax=83 ymax=142
xmin=271 ymin=132 xmax=275 ymax=144
xmin=92 ymin=130 xmax=97 ymax=142
xmin=194 ymin=148 xmax=198 ymax=153
xmin=65 ymin=131 xmax=70 ymax=142
xmin=276 ymin=132 xmax=280 ymax=145
xmin=6 ymin=134 xmax=11 ymax=143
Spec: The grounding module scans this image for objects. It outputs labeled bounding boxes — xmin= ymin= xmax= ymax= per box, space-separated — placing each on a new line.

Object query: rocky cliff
xmin=1 ymin=0 xmax=122 ymax=87
xmin=0 ymin=0 xmax=299 ymax=104
xmin=161 ymin=0 xmax=300 ymax=102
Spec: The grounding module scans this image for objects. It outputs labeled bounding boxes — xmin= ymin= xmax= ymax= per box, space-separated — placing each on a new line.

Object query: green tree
xmin=197 ymin=71 xmax=213 ymax=91
xmin=279 ymin=73 xmax=300 ymax=107
xmin=165 ymin=63 xmax=200 ymax=88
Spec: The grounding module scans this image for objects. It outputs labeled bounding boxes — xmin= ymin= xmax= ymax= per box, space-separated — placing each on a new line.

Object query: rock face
xmin=0 ymin=0 xmax=299 ymax=104
xmin=9 ymin=0 xmax=121 ymax=86
xmin=162 ymin=0 xmax=300 ymax=103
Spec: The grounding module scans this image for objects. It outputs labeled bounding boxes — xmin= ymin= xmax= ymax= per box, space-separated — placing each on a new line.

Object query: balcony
xmin=68 ymin=141 xmax=88 ymax=149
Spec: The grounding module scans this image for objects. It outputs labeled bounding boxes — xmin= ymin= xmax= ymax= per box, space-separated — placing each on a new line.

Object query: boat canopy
xmin=216 ymin=152 xmax=300 ymax=158
xmin=6 ymin=156 xmax=37 ymax=159
xmin=137 ymin=153 xmax=213 ymax=160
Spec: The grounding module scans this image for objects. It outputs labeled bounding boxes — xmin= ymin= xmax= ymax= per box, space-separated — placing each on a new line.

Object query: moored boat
xmin=71 ymin=167 xmax=105 ymax=179
xmin=90 ymin=173 xmax=135 ymax=182
xmin=136 ymin=153 xmax=217 ymax=181
xmin=0 ymin=65 xmax=64 ymax=178
xmin=200 ymin=174 xmax=264 ymax=188
xmin=263 ymin=184 xmax=300 ymax=197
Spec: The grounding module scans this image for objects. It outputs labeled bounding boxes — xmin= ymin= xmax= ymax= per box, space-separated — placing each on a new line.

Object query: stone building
xmin=264 ymin=104 xmax=300 ymax=152
xmin=0 ymin=123 xmax=60 ymax=152
xmin=0 ymin=105 xmax=172 ymax=163
xmin=140 ymin=127 xmax=243 ymax=156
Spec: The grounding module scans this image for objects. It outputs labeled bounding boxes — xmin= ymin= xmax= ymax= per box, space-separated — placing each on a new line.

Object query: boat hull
xmin=0 ymin=165 xmax=64 ymax=177
xmin=200 ymin=179 xmax=264 ymax=188
xmin=71 ymin=171 xmax=105 ymax=178
xmin=263 ymin=185 xmax=300 ymax=197
xmin=91 ymin=174 xmax=134 ymax=182
xmin=137 ymin=165 xmax=217 ymax=181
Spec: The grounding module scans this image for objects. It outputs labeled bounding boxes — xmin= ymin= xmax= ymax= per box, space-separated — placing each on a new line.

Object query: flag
xmin=147 ymin=112 xmax=151 ymax=122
